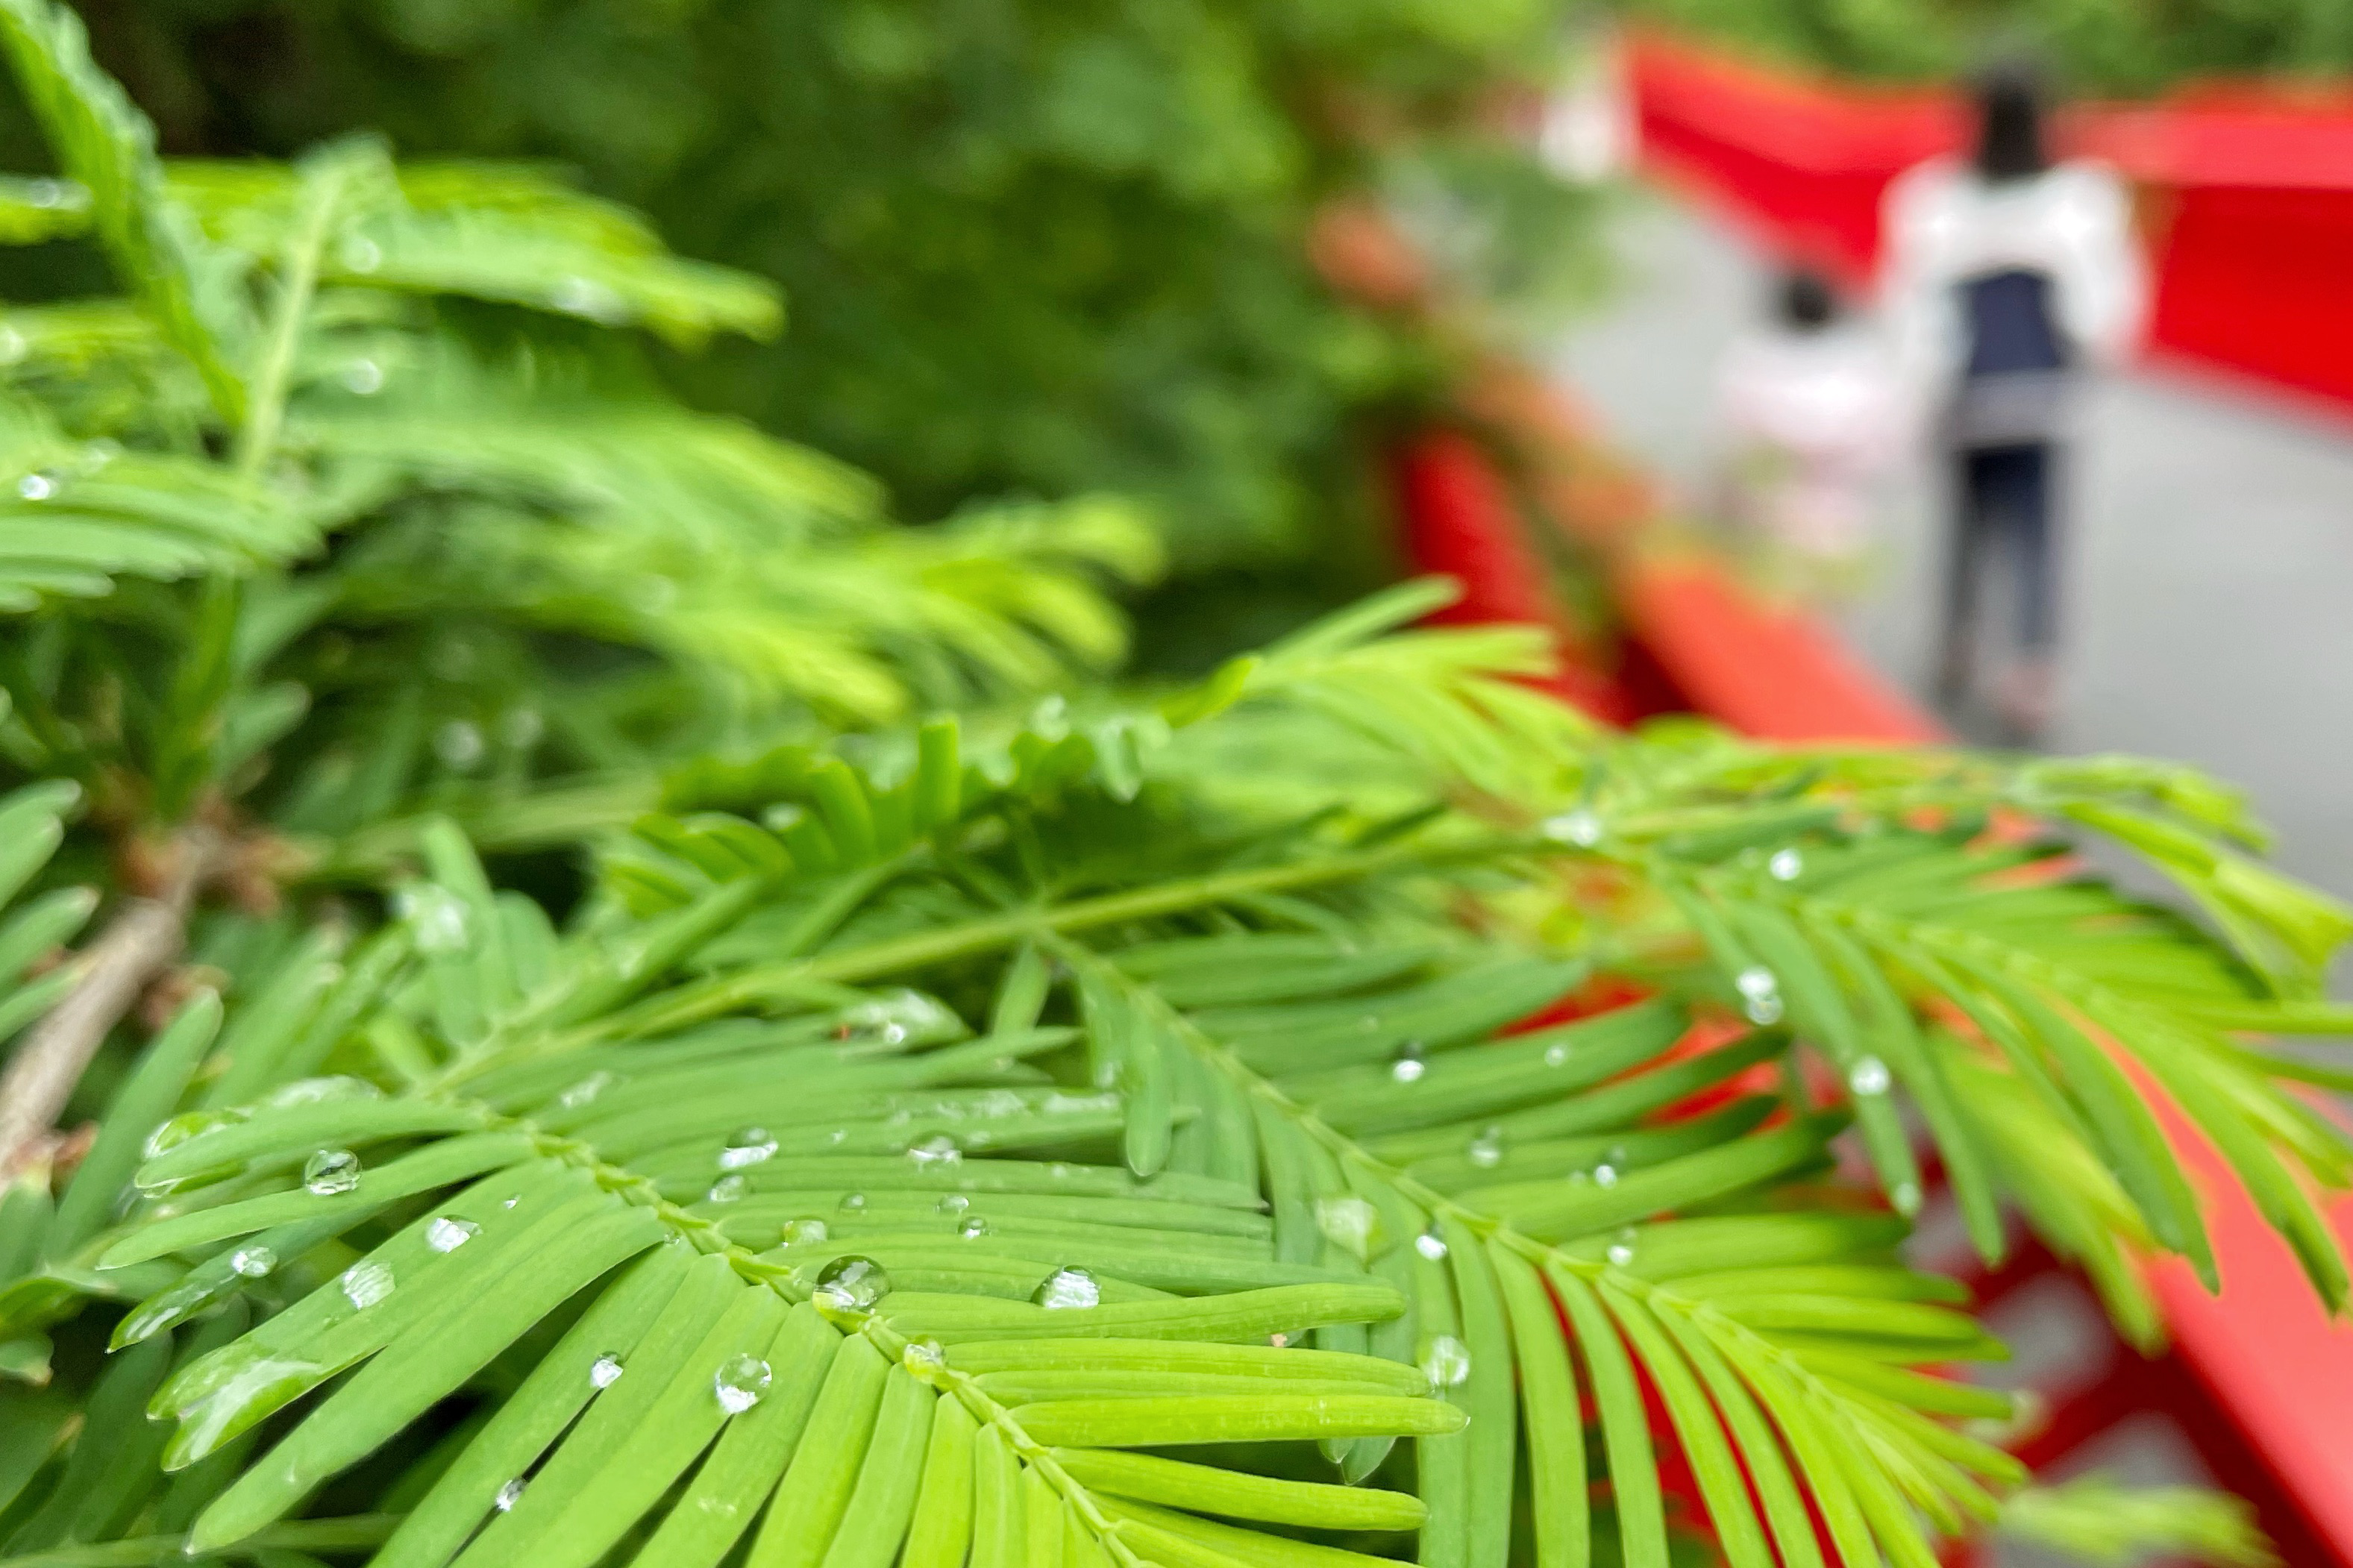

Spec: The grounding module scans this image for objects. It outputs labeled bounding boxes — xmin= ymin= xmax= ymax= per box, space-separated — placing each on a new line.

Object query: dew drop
xmin=1606 ymin=1228 xmax=1638 ymax=1267
xmin=589 ymin=1353 xmax=625 ymax=1390
xmin=903 ymin=1337 xmax=947 ymax=1375
xmin=1735 ymin=965 xmax=1783 ymax=1026
xmin=712 ymin=1352 xmax=773 ymax=1414
xmin=1268 ymin=1332 xmax=1290 ymax=1349
xmin=1414 ymin=1229 xmax=1450 ymax=1261
xmin=229 ymin=1245 xmax=275 ymax=1278
xmin=906 ymin=1133 xmax=962 ymax=1170
xmin=341 ymin=357 xmax=384 ymax=395
xmin=812 ymin=1255 xmax=891 ymax=1320
xmin=262 ymin=1076 xmax=379 ymax=1110
xmin=1892 ymin=1179 xmax=1923 ymax=1216
xmin=1544 ymin=1043 xmax=1570 ymax=1067
xmin=958 ymin=1216 xmax=991 ymax=1240
xmin=340 ymin=1259 xmax=393 ymax=1310
xmin=304 ymin=1148 xmax=361 ymax=1196
xmin=937 ymin=1194 xmax=971 ymax=1217
xmin=339 ymin=234 xmax=382 ymax=272
xmin=1848 ymin=1056 xmax=1891 ymax=1097
xmin=1033 ymin=1266 xmax=1101 ymax=1310
xmin=426 ymin=1216 xmax=480 ymax=1253
xmin=143 ymin=1109 xmax=236 ymax=1161
xmin=718 ymin=1127 xmax=779 ymax=1170
xmin=1315 ymin=1196 xmax=1381 ymax=1261
xmin=494 ymin=1478 xmax=526 ymax=1513
xmin=706 ymin=1174 xmax=748 ymax=1205
xmin=555 ymin=1070 xmax=613 ymax=1111
xmin=839 ymin=1192 xmax=868 ymax=1214
xmin=1390 ymin=1040 xmax=1427 ymax=1084
xmin=1541 ymin=808 xmax=1604 ymax=847
xmin=16 ymin=470 xmax=56 ymax=501
xmin=1465 ymin=1126 xmax=1505 ymax=1170
xmin=1768 ymin=847 xmax=1804 ymax=882
xmin=1592 ymin=1163 xmax=1618 ymax=1188
xmin=1420 ymin=1334 xmax=1473 ymax=1390
xmin=781 ymin=1217 xmax=829 ymax=1246
xmin=0 ymin=325 xmax=24 ymax=365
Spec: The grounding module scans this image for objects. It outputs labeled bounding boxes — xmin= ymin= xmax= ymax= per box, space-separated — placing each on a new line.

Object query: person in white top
xmin=1880 ymin=61 xmax=2147 ymax=738
xmin=1714 ymin=268 xmax=1902 ymax=600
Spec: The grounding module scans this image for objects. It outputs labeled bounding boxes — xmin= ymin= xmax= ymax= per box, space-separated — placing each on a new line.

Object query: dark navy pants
xmin=1943 ymin=442 xmax=2057 ymax=683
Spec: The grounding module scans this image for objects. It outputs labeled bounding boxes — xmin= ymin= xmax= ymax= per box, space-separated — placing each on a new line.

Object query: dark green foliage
xmin=33 ymin=0 xmax=1606 ymax=584
xmin=1631 ymin=0 xmax=2353 ymax=97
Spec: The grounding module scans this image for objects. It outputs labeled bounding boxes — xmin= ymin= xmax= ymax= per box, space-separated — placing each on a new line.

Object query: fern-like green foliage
xmin=0 ymin=0 xmax=1154 ymax=853
xmin=3 ymin=588 xmax=2349 ymax=1565
xmin=0 ymin=5 xmax=2349 ymax=1567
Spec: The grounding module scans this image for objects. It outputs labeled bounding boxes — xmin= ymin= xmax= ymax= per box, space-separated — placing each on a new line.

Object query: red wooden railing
xmin=1629 ymin=28 xmax=2353 ymax=417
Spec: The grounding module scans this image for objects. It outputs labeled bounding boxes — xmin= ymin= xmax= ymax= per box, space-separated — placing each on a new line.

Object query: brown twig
xmin=0 ymin=826 xmax=220 ymax=1179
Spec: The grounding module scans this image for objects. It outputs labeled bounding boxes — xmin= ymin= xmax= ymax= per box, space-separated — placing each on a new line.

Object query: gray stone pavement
xmin=1551 ymin=193 xmax=2353 ymax=907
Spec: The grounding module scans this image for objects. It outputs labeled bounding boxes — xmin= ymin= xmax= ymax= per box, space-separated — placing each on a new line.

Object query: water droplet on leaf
xmin=718 ymin=1127 xmax=779 ymax=1170
xmin=229 ymin=1245 xmax=275 ymax=1278
xmin=1592 ymin=1163 xmax=1618 ymax=1188
xmin=1544 ymin=1043 xmax=1570 ymax=1067
xmin=1414 ymin=1229 xmax=1450 ymax=1261
xmin=812 ymin=1255 xmax=890 ymax=1320
xmin=781 ymin=1217 xmax=829 ymax=1246
xmin=589 ymin=1353 xmax=624 ymax=1390
xmin=1768 ymin=847 xmax=1804 ymax=881
xmin=839 ymin=1192 xmax=868 ymax=1213
xmin=426 ymin=1216 xmax=480 ymax=1253
xmin=713 ymin=1352 xmax=772 ymax=1414
xmin=1848 ymin=1056 xmax=1891 ymax=1097
xmin=1607 ymin=1228 xmax=1638 ymax=1267
xmin=937 ymin=1194 xmax=971 ymax=1216
xmin=1420 ymin=1335 xmax=1472 ymax=1390
xmin=1542 ymin=808 xmax=1604 ymax=847
xmin=304 ymin=1148 xmax=361 ymax=1196
xmin=903 ymin=1337 xmax=946 ymax=1375
xmin=494 ymin=1478 xmax=525 ymax=1512
xmin=906 ymin=1134 xmax=961 ymax=1170
xmin=1390 ymin=1040 xmax=1427 ymax=1083
xmin=706 ymin=1174 xmax=748 ymax=1204
xmin=1735 ymin=965 xmax=1783 ymax=1025
xmin=1465 ymin=1127 xmax=1505 ymax=1170
xmin=340 ymin=1259 xmax=393 ymax=1309
xmin=1315 ymin=1195 xmax=1381 ymax=1261
xmin=341 ymin=357 xmax=384 ymax=395
xmin=556 ymin=1070 xmax=613 ymax=1110
xmin=1033 ymin=1267 xmax=1100 ymax=1310
xmin=958 ymin=1215 xmax=991 ymax=1239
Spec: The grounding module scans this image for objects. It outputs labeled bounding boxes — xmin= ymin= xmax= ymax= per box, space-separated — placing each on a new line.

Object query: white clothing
xmin=1715 ymin=322 xmax=1902 ymax=557
xmin=1879 ymin=157 xmax=2148 ymax=413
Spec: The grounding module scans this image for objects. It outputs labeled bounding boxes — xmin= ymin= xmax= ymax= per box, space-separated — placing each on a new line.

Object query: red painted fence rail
xmin=1629 ymin=28 xmax=2353 ymax=415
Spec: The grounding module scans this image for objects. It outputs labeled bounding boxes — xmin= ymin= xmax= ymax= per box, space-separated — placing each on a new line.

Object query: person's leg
xmin=1998 ymin=442 xmax=2058 ymax=738
xmin=1935 ymin=447 xmax=1992 ymax=705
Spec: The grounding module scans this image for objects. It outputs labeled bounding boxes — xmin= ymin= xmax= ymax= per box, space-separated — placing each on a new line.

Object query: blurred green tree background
xmin=40 ymin=0 xmax=1608 ymax=662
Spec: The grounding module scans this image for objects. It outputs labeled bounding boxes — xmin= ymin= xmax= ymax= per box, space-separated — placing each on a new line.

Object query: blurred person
xmin=1882 ymin=60 xmax=2147 ymax=739
xmin=1714 ymin=266 xmax=1902 ymax=603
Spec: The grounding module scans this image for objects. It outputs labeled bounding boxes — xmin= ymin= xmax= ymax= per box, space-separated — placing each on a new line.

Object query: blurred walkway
xmin=1553 ymin=193 xmax=2353 ymax=906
